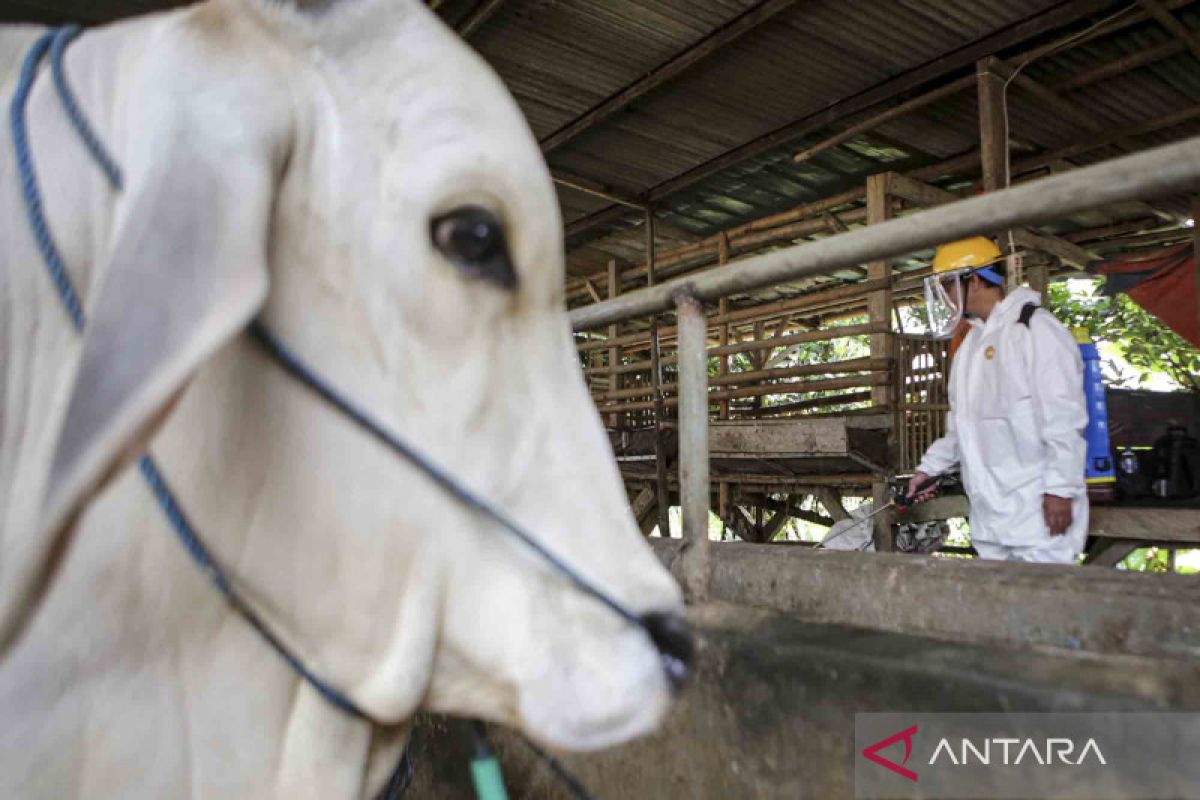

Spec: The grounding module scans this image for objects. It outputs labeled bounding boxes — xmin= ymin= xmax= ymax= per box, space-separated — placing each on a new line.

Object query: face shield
xmin=923 ymin=268 xmax=970 ymax=339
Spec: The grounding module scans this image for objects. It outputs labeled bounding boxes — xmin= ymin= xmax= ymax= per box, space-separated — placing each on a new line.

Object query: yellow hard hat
xmin=932 ymin=236 xmax=1003 ymax=274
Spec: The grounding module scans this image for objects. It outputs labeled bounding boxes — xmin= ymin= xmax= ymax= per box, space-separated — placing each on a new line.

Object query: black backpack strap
xmin=1018 ymin=302 xmax=1039 ymax=327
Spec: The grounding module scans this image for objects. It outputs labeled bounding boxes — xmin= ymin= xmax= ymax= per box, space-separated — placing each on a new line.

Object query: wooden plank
xmin=629 ymin=486 xmax=657 ymax=525
xmin=911 ymin=497 xmax=1200 ymax=545
xmin=584 ymin=279 xmax=602 ymax=304
xmin=1010 ymin=229 xmax=1098 ymax=270
xmin=1085 ymin=539 xmax=1141 ymax=567
xmin=710 ymin=419 xmax=851 ymax=456
xmin=1091 ymin=508 xmax=1200 ymax=543
xmin=539 ymin=0 xmax=801 ymax=153
xmin=813 ymin=487 xmax=851 ymax=522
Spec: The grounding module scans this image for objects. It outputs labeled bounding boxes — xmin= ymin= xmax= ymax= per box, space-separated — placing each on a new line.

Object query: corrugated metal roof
xmin=5 ymin=0 xmax=1197 ymax=287
xmin=449 ymin=0 xmax=1200 ymax=282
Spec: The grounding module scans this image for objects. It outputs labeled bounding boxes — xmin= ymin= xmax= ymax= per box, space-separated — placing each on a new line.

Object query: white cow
xmin=0 ymin=1 xmax=686 ymax=796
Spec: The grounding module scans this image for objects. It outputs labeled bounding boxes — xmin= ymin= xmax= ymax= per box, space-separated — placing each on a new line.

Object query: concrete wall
xmin=405 ymin=543 xmax=1200 ymax=797
xmin=409 ymin=604 xmax=1200 ymax=799
xmin=654 ymin=539 xmax=1200 ymax=658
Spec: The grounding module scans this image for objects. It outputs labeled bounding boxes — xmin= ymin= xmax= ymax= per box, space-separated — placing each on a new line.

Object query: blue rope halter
xmin=12 ymin=24 xmax=629 ymax=800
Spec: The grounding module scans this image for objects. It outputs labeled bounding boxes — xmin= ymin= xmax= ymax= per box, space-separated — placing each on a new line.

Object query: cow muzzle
xmin=642 ymin=611 xmax=694 ymax=693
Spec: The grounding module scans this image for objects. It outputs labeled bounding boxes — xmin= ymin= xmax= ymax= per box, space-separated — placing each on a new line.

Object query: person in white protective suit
xmin=907 ymin=236 xmax=1089 ymax=563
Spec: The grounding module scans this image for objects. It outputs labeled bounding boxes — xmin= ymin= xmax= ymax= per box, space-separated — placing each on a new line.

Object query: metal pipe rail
xmin=569 ymin=136 xmax=1200 ymax=331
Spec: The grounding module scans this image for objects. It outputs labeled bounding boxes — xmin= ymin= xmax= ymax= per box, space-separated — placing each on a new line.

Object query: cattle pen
xmin=6 ymin=1 xmax=1200 ymax=798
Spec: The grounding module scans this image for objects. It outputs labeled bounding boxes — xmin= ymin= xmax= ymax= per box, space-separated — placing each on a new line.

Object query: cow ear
xmin=39 ymin=128 xmax=280 ymax=540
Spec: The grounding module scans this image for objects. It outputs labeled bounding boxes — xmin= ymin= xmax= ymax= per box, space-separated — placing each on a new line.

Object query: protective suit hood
xmin=970 ymin=286 xmax=1042 ymax=330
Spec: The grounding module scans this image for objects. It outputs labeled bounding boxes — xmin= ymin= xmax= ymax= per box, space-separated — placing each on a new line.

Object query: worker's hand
xmin=906 ymin=472 xmax=938 ymax=505
xmin=1043 ymin=494 xmax=1073 ymax=536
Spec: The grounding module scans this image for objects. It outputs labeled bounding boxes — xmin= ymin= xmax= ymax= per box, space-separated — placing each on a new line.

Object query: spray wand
xmin=816 ymin=474 xmax=943 ymax=550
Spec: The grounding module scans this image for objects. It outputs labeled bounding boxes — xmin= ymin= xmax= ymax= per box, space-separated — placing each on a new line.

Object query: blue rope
xmin=11 ymin=29 xmax=85 ymax=330
xmin=49 ymin=26 xmax=123 ymax=190
xmin=249 ymin=322 xmax=643 ymax=630
xmin=13 ymin=26 xmax=619 ymax=800
xmin=11 ymin=26 xmax=371 ymax=718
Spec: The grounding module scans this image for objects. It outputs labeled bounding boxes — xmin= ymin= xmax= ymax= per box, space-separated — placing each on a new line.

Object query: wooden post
xmin=978 ymin=55 xmax=1039 ymax=292
xmin=717 ymin=233 xmax=731 ymax=421
xmin=717 ymin=233 xmax=731 ymax=521
xmin=977 ymin=56 xmax=1007 ymax=192
xmin=676 ymin=290 xmax=710 ymax=600
xmin=867 ymin=173 xmax=895 ymax=552
xmin=752 ymin=320 xmax=765 ymax=414
xmin=606 ymin=259 xmax=621 ymax=429
xmin=1193 ymin=196 xmax=1200 ymax=335
xmin=647 ymin=209 xmax=672 ymax=538
xmin=866 ymin=174 xmax=894 ymax=409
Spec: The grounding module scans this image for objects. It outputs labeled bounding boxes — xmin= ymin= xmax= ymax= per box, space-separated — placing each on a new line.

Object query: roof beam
xmin=1137 ymin=0 xmax=1200 ymax=63
xmin=552 ymin=170 xmax=645 ymax=208
xmin=1052 ymin=35 xmax=1194 ymax=92
xmin=539 ymin=0 xmax=801 ymax=153
xmin=456 ymin=0 xmax=506 ymax=39
xmin=564 ymin=0 xmax=1124 ymax=239
xmin=793 ymin=76 xmax=975 ymax=163
xmin=565 ymin=204 xmax=635 ymax=239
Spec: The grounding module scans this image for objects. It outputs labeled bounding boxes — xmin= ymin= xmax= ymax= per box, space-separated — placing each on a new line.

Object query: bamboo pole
xmin=582 ymin=321 xmax=883 ymax=376
xmin=596 ymin=356 xmax=888 ymax=401
xmin=596 ymin=372 xmax=889 ymax=414
xmin=746 ymin=389 xmax=874 ymax=417
xmin=576 ymin=278 xmax=886 ymax=354
xmin=564 ymin=188 xmax=864 ymax=301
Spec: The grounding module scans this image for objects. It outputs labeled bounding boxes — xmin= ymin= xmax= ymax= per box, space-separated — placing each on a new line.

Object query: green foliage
xmin=1119 ymin=547 xmax=1175 ymax=573
xmin=1046 ymin=280 xmax=1200 ymax=393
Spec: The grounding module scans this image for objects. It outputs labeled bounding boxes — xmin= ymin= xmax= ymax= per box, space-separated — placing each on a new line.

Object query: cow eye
xmin=431 ymin=206 xmax=517 ymax=290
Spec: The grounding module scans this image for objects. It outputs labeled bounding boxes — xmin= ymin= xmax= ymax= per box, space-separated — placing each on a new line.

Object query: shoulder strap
xmin=1018 ymin=302 xmax=1039 ymax=327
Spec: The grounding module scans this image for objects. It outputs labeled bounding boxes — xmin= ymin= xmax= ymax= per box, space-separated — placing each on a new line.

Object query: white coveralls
xmin=917 ymin=287 xmax=1089 ymax=563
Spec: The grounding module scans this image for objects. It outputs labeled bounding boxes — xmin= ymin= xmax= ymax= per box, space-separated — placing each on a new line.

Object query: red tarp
xmin=1094 ymin=243 xmax=1199 ymax=349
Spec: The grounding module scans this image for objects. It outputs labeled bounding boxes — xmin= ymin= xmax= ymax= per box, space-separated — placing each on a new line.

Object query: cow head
xmin=32 ymin=0 xmax=688 ymax=758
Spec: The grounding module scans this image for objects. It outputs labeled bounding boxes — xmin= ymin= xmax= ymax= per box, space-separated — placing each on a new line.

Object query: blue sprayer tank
xmin=1073 ymin=327 xmax=1115 ymax=503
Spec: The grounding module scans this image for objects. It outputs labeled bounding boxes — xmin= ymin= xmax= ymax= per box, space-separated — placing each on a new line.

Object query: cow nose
xmin=642 ymin=612 xmax=694 ymax=693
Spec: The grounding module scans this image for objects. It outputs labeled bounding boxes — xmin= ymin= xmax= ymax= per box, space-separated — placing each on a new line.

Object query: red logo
xmin=863 ymin=724 xmax=919 ymax=782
